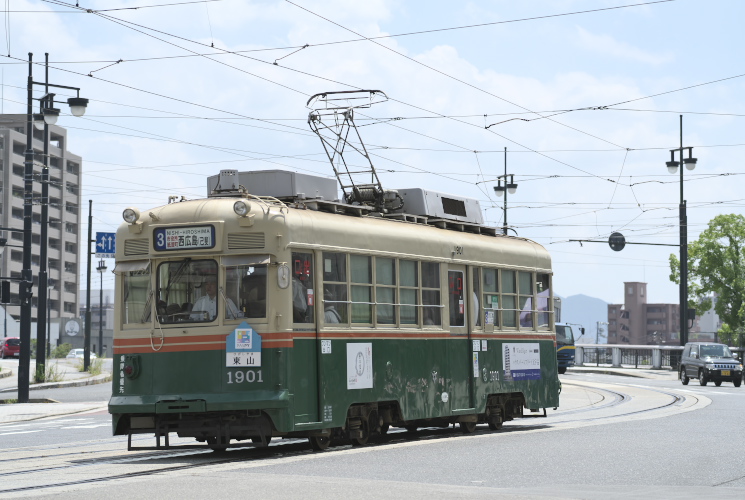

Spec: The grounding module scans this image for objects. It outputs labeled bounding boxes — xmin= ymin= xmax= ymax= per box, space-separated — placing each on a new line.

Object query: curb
xmin=567 ymin=368 xmax=676 ymax=379
xmin=0 ymin=372 xmax=112 ymax=393
xmin=0 ymin=370 xmax=12 ymax=380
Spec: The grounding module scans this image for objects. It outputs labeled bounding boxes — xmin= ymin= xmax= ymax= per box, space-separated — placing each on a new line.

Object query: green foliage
xmin=33 ymin=361 xmax=66 ymax=383
xmin=50 ymin=343 xmax=72 ymax=359
xmin=75 ymin=357 xmax=104 ymax=375
xmin=87 ymin=358 xmax=104 ymax=376
xmin=45 ymin=362 xmax=66 ymax=382
xmin=670 ymin=214 xmax=745 ymax=345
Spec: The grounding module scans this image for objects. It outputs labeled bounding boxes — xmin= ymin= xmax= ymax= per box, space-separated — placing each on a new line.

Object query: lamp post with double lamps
xmin=492 ymin=147 xmax=518 ymax=235
xmin=19 ymin=52 xmax=88 ymax=402
xmin=665 ymin=115 xmax=697 ymax=347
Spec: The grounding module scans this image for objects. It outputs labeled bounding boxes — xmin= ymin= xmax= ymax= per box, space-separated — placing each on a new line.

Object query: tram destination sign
xmin=153 ymin=225 xmax=216 ymax=251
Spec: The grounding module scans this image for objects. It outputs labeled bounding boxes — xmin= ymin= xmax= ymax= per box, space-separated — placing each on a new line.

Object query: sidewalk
xmin=0 ymin=358 xmax=111 ymax=424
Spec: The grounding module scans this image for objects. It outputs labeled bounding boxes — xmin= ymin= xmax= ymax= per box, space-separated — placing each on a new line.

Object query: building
xmin=78 ymin=289 xmax=114 ymax=356
xmin=607 ymin=282 xmax=681 ymax=345
xmin=0 ymin=115 xmax=82 ymax=332
xmin=691 ymin=294 xmax=720 ymax=342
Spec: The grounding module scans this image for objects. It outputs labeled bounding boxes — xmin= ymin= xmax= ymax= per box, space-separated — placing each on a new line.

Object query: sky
xmin=2 ymin=0 xmax=743 ymax=305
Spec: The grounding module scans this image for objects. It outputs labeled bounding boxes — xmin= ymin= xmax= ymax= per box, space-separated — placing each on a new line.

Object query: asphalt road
xmin=2 ymin=371 xmax=744 ymax=499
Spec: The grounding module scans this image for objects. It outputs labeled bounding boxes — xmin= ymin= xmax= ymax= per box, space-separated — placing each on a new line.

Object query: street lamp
xmin=665 ymin=115 xmax=697 ymax=348
xmin=492 ymin=147 xmax=518 ymax=235
xmin=96 ymin=259 xmax=107 ymax=357
xmin=19 ymin=52 xmax=88 ymax=402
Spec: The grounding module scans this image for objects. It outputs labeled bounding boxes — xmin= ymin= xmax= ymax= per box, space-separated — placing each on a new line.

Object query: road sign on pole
xmin=95 ymin=232 xmax=116 ymax=258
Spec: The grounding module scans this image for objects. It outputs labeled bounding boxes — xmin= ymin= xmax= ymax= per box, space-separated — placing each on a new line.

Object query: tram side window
xmin=292 ymin=252 xmax=314 ymax=323
xmin=448 ymin=270 xmax=465 ymax=327
xmin=482 ymin=268 xmax=499 ymax=328
xmin=501 ymin=270 xmax=517 ymax=328
xmin=123 ymin=265 xmax=152 ymax=324
xmin=536 ymin=273 xmax=551 ymax=330
xmin=399 ymin=260 xmax=418 ymax=325
xmin=518 ymin=271 xmax=534 ymax=329
xmin=226 ymin=264 xmax=267 ymax=319
xmin=157 ymin=259 xmax=218 ymax=324
xmin=351 ymin=255 xmax=372 ymax=324
xmin=375 ymin=257 xmax=396 ymax=325
xmin=323 ymin=252 xmax=348 ymax=324
xmin=422 ymin=262 xmax=441 ymax=326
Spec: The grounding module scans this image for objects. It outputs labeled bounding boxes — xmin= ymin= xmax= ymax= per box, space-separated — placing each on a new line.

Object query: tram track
xmin=0 ymin=382 xmax=707 ymax=496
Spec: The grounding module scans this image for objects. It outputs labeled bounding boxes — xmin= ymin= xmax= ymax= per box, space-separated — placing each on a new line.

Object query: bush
xmin=51 ymin=343 xmax=72 ymax=359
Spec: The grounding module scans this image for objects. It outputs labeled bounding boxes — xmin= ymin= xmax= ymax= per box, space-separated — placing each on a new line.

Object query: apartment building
xmin=0 ymin=114 xmax=82 ymax=329
xmin=607 ymin=282 xmax=681 ymax=345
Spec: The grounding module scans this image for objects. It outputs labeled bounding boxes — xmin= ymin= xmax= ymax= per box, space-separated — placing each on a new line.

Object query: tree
xmin=670 ymin=214 xmax=745 ymax=346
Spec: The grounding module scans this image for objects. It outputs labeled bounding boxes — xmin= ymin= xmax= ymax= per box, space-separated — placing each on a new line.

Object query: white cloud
xmin=575 ymin=26 xmax=673 ymax=65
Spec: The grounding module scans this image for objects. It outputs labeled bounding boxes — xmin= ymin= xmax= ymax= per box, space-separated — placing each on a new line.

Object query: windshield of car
xmin=556 ymin=325 xmax=573 ymax=344
xmin=700 ymin=344 xmax=733 ymax=358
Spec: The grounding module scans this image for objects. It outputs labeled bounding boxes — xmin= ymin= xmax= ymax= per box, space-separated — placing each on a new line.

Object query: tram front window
xmin=156 ymin=259 xmax=218 ymax=324
xmin=226 ymin=263 xmax=267 ymax=319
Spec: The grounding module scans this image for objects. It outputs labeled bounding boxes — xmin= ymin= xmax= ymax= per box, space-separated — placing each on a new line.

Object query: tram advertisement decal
xmin=226 ymin=321 xmax=262 ymax=367
xmin=153 ymin=225 xmax=215 ymax=251
xmin=347 ymin=343 xmax=373 ymax=390
xmin=503 ymin=343 xmax=541 ymax=381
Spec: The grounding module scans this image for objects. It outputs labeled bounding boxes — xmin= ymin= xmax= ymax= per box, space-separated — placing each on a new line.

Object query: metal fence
xmin=576 ymin=344 xmax=686 ymax=370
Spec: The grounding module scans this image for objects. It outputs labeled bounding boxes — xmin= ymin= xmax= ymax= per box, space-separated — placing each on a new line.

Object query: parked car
xmin=680 ymin=342 xmax=743 ymax=387
xmin=1 ymin=337 xmax=20 ymax=358
xmin=66 ymin=348 xmax=96 ymax=360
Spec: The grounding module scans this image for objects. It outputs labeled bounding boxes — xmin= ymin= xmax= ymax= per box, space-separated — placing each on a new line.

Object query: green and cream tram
xmin=110 ymin=170 xmax=559 ymax=450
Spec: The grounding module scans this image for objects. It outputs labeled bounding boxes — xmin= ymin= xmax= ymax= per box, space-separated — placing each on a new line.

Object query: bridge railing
xmin=573 ymin=344 xmax=744 ymax=370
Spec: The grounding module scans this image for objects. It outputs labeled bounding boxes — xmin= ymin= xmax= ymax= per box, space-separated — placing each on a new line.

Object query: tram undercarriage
xmin=119 ymin=392 xmax=531 ymax=452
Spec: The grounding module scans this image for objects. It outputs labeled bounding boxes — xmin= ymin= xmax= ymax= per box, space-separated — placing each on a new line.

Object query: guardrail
xmin=575 ymin=344 xmax=744 ymax=370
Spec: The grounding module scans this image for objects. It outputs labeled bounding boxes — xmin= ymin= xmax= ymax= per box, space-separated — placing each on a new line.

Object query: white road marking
xmin=60 ymin=424 xmax=110 ymax=429
xmin=0 ymin=430 xmax=41 ymax=436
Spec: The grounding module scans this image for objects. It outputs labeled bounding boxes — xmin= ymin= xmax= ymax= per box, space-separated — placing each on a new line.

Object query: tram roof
xmin=116 ymin=196 xmax=551 ymax=272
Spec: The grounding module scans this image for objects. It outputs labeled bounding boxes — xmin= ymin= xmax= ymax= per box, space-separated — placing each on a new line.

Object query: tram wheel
xmin=351 ymin=416 xmax=370 ymax=446
xmin=488 ymin=416 xmax=503 ymax=431
xmin=207 ymin=435 xmax=229 ymax=452
xmin=309 ymin=435 xmax=331 ymax=451
xmin=460 ymin=421 xmax=477 ymax=434
xmin=557 ymin=367 xmax=567 ymax=374
xmin=405 ymin=425 xmax=418 ymax=433
xmin=251 ymin=436 xmax=271 ymax=448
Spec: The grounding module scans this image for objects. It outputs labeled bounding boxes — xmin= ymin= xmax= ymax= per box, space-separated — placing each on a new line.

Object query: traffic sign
xmin=608 ymin=232 xmax=626 ymax=252
xmin=95 ymin=232 xmax=116 ymax=258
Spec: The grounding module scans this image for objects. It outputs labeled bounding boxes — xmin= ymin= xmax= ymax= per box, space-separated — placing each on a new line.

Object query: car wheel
xmin=680 ymin=368 xmax=689 ymax=385
xmin=715 ymin=381 xmax=722 ymax=387
xmin=699 ymin=369 xmax=707 ymax=386
xmin=734 ymin=378 xmax=742 ymax=388
xmin=558 ymin=367 xmax=567 ymax=374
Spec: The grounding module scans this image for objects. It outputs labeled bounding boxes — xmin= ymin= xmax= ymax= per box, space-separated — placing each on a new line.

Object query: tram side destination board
xmin=154 ymin=225 xmax=216 ymax=251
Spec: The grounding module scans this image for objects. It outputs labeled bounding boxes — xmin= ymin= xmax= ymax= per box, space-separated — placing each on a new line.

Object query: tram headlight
xmin=122 ymin=207 xmax=140 ymax=224
xmin=233 ymin=200 xmax=251 ymax=217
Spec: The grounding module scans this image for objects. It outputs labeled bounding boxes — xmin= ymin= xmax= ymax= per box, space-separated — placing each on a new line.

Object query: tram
xmin=109 ymin=169 xmax=560 ymax=450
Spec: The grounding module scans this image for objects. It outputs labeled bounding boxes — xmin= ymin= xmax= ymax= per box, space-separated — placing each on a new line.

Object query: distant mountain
xmin=560 ymin=294 xmax=609 ymax=343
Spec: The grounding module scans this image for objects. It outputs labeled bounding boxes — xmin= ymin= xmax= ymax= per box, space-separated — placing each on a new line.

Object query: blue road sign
xmin=95 ymin=232 xmax=116 ymax=258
